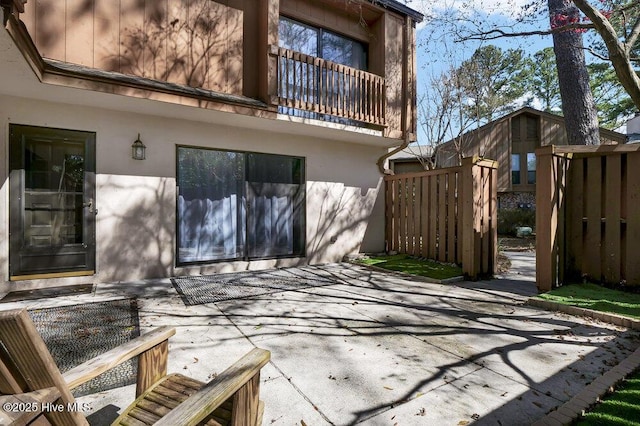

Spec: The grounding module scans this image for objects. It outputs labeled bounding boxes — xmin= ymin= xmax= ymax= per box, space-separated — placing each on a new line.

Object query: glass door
xmin=177 ymin=147 xmax=305 ymax=264
xmin=9 ymin=125 xmax=96 ymax=278
xmin=246 ymin=153 xmax=305 ymax=258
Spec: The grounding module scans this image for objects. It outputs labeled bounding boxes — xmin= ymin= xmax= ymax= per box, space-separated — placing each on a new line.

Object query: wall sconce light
xmin=131 ymin=134 xmax=146 ymax=160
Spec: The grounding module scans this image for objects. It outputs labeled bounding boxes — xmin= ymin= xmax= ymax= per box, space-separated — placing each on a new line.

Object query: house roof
xmin=374 ymin=0 xmax=424 ymax=22
xmin=437 ymin=106 xmax=627 ymax=148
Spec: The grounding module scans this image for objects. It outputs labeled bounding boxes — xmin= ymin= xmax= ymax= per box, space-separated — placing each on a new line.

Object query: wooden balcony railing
xmin=269 ymin=46 xmax=386 ymax=126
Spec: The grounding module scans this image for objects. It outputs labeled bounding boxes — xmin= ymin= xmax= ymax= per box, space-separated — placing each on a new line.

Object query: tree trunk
xmin=548 ymin=0 xmax=600 ymax=145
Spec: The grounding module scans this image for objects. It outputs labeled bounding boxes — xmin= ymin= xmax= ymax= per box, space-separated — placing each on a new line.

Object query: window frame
xmin=278 ymin=16 xmax=368 ymax=71
xmin=175 ymin=146 xmax=306 ymax=266
xmin=526 ymin=152 xmax=536 ymax=185
xmin=511 ymin=153 xmax=521 ymax=186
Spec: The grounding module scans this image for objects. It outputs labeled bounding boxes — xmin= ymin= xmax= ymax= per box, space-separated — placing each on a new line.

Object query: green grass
xmin=576 ymin=370 xmax=640 ymax=426
xmin=355 ymin=254 xmax=463 ymax=280
xmin=537 ymin=283 xmax=640 ymax=319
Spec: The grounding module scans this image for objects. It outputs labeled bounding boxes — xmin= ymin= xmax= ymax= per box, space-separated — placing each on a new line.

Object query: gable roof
xmin=439 ymin=106 xmax=626 ymax=147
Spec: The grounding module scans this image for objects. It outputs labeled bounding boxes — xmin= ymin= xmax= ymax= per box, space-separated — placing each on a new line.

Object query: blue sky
xmin=404 ymin=0 xmax=557 ymax=143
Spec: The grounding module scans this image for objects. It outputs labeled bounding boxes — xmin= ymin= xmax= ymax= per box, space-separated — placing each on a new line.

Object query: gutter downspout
xmin=376 ymin=14 xmax=414 ymax=175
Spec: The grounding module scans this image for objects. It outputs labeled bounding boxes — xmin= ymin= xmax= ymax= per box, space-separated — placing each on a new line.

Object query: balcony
xmin=269 ymin=46 xmax=386 ymax=127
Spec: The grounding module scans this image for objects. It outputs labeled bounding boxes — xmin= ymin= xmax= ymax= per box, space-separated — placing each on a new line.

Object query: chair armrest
xmin=0 ymin=387 xmax=60 ymax=425
xmin=62 ymin=326 xmax=176 ymax=390
xmin=155 ymin=348 xmax=271 ymax=426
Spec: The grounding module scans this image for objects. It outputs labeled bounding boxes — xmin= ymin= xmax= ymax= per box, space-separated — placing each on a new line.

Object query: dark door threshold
xmin=1 ymin=283 xmax=94 ymax=303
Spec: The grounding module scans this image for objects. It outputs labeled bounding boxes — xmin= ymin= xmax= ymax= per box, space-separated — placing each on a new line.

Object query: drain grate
xmin=29 ymin=299 xmax=140 ymax=397
xmin=171 ymin=267 xmax=337 ymax=305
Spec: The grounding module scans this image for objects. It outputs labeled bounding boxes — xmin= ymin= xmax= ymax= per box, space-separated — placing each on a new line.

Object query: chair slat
xmin=0 ymin=309 xmax=88 ymax=425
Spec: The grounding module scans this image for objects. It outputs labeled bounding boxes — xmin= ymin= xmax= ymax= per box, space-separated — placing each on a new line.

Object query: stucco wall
xmin=0 ymin=95 xmax=385 ymax=290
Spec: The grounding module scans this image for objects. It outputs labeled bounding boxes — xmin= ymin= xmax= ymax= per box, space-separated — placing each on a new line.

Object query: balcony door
xmin=9 ymin=125 xmax=96 ymax=279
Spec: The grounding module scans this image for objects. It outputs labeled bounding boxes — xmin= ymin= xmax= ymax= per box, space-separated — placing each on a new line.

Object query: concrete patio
xmin=2 ymin=260 xmax=639 ymax=425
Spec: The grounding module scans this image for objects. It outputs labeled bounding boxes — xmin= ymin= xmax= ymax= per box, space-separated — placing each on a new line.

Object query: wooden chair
xmin=0 ymin=308 xmax=270 ymax=426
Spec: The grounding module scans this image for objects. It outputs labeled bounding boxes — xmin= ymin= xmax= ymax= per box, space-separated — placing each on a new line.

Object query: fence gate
xmin=385 ymin=156 xmax=497 ymax=279
xmin=536 ymin=144 xmax=640 ymax=291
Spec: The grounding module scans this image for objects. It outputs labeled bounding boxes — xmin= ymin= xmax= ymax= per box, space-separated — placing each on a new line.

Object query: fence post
xmin=461 ymin=157 xmax=498 ymax=280
xmin=461 ymin=157 xmax=481 ymax=279
xmin=536 ymin=146 xmax=569 ymax=292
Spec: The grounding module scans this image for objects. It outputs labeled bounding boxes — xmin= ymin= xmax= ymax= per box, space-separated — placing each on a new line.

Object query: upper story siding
xmin=18 ymin=0 xmax=421 ymax=140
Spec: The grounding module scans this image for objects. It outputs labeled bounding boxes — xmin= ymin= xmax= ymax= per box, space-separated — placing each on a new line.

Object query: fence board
xmin=489 ymin=163 xmax=497 ymax=272
xmin=407 ymin=177 xmax=415 ymax=255
xmin=626 ymin=152 xmax=640 ymax=285
xmin=429 ymin=175 xmax=438 ymax=259
xmin=604 ymin=154 xmax=622 ymax=284
xmin=567 ymin=158 xmax=584 ymax=279
xmin=438 ymin=175 xmax=447 ymax=261
xmin=420 ymin=175 xmax=430 ymax=258
xmin=447 ymin=172 xmax=457 ymax=263
xmin=556 ymin=155 xmax=567 ymax=285
xmin=385 ymin=178 xmax=393 ymax=252
xmin=413 ymin=178 xmax=422 ymax=257
xmin=585 ymin=156 xmax=602 ymax=282
xmin=393 ymin=178 xmax=401 ymax=252
xmin=481 ymin=167 xmax=491 ymax=273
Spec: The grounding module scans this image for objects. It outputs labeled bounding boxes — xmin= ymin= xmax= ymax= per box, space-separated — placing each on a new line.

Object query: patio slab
xmin=3 ymin=262 xmax=640 ymax=425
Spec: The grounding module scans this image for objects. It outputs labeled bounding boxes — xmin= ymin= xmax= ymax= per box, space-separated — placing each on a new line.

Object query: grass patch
xmin=356 ymin=255 xmax=463 ymax=280
xmin=537 ymin=283 xmax=640 ymax=319
xmin=576 ymin=370 xmax=640 ymax=426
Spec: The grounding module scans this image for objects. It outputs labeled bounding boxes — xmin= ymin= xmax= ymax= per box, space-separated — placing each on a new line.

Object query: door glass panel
xmin=278 ymin=17 xmax=318 ymax=55
xmin=322 ymin=30 xmax=366 ymax=70
xmin=24 ymin=139 xmax=85 ymax=247
xmin=177 ymin=148 xmax=246 ymax=263
xmin=9 ymin=124 xmax=96 ymax=277
xmin=246 ymin=153 xmax=305 ymax=258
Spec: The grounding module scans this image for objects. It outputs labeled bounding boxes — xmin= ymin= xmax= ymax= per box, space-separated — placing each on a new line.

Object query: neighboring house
xmin=387 ymin=145 xmax=434 ymax=174
xmin=628 ymin=113 xmax=640 ymax=143
xmin=431 ymin=107 xmax=626 ymax=209
xmin=0 ymin=0 xmax=423 ymax=291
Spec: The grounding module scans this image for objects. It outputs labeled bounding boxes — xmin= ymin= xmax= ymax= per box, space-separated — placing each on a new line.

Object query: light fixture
xmin=131 ymin=134 xmax=146 ymax=160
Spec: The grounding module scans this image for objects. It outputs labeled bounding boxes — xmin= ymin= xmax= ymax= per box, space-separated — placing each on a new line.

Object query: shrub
xmin=498 ymin=208 xmax=536 ymax=236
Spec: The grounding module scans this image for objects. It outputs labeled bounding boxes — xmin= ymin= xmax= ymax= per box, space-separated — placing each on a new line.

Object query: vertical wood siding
xmin=23 ymin=0 xmax=247 ymax=95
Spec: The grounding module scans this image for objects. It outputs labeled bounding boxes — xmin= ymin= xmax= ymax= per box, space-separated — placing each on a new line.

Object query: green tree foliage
xmin=572 ymin=0 xmax=640 ymax=109
xmin=526 ymin=47 xmax=634 ymax=129
xmin=588 ymin=62 xmax=636 ymax=129
xmin=528 ymin=47 xmax=562 ymax=113
xmin=456 ymin=45 xmax=531 ymax=125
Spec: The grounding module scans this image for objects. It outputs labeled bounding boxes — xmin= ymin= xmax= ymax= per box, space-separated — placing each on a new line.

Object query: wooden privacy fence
xmin=537 ymin=144 xmax=640 ymax=291
xmin=385 ymin=157 xmax=498 ymax=279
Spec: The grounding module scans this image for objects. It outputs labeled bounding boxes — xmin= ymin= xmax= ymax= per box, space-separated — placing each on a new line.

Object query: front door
xmin=9 ymin=124 xmax=96 ymax=279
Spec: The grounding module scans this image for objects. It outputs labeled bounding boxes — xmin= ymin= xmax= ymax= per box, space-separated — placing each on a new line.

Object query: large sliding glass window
xmin=278 ymin=16 xmax=368 ymax=124
xmin=278 ymin=17 xmax=367 ymax=70
xmin=177 ymin=148 xmax=305 ymax=264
